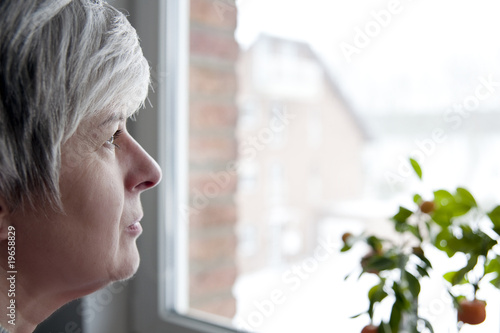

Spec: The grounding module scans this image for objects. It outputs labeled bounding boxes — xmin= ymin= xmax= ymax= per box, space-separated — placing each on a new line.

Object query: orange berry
xmin=361 ymin=324 xmax=379 ymax=333
xmin=342 ymin=232 xmax=353 ymax=244
xmin=420 ymin=201 xmax=435 ymax=214
xmin=457 ymin=299 xmax=486 ymax=325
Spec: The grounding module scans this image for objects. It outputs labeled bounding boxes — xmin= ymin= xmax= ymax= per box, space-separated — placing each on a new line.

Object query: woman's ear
xmin=0 ymin=197 xmax=11 ymax=241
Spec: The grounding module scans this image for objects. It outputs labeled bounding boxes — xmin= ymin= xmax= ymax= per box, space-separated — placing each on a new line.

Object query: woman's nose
xmin=123 ymin=135 xmax=162 ymax=192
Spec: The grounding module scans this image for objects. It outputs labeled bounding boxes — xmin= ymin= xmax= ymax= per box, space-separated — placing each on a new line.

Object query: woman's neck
xmin=0 ymin=257 xmax=78 ymax=333
xmin=0 ymin=272 xmax=39 ymax=333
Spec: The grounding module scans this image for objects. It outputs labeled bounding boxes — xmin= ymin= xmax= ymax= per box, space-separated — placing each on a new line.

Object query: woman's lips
xmin=126 ymin=220 xmax=143 ymax=236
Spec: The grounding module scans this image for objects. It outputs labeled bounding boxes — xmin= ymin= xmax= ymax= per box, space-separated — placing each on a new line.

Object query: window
xmin=126 ymin=1 xmax=500 ymax=333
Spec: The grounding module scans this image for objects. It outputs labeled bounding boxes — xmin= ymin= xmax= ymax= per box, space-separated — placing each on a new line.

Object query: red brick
xmin=190 ymin=170 xmax=237 ymax=197
xmin=188 ymin=0 xmax=238 ymax=319
xmin=190 ymin=264 xmax=238 ymax=296
xmin=190 ymin=101 xmax=238 ymax=131
xmin=190 ymin=28 xmax=240 ymax=61
xmin=190 ymin=64 xmax=237 ymax=97
xmin=189 ymin=135 xmax=237 ymax=164
xmin=190 ymin=233 xmax=237 ymax=261
xmin=189 ymin=202 xmax=237 ymax=229
xmin=190 ymin=0 xmax=237 ymax=30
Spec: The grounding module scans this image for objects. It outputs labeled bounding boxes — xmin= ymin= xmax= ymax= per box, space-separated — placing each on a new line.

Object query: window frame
xmin=130 ymin=1 xmax=241 ymax=332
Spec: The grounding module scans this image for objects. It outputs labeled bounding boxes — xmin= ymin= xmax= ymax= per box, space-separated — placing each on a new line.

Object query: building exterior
xmin=236 ymin=34 xmax=367 ymax=274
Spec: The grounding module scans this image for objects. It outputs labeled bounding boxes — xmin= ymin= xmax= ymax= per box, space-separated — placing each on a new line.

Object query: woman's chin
xmin=112 ymin=248 xmax=141 ymax=282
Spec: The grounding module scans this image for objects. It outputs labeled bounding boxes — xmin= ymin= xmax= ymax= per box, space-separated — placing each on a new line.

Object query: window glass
xmin=182 ymin=0 xmax=500 ymax=332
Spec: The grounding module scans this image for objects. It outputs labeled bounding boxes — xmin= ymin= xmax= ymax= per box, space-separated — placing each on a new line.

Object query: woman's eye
xmin=105 ymin=129 xmax=123 ymax=148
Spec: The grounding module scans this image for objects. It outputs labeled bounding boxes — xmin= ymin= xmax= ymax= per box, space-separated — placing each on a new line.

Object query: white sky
xmin=236 ymin=0 xmax=500 ymax=115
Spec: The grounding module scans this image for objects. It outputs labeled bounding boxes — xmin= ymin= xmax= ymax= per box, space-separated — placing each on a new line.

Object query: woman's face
xmin=11 ymin=110 xmax=161 ymax=296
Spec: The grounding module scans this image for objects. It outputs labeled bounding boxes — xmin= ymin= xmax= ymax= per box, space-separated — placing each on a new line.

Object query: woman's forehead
xmin=97 ymin=111 xmax=127 ymax=128
xmin=83 ymin=109 xmax=128 ymax=128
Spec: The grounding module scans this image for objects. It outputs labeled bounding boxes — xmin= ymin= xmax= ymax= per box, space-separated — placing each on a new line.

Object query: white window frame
xmin=130 ymin=1 xmax=241 ymax=332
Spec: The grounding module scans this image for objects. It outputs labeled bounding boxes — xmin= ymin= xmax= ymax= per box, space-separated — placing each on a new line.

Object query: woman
xmin=0 ymin=1 xmax=162 ymax=332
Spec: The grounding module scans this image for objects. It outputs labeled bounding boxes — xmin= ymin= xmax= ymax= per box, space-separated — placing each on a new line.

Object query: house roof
xmin=245 ymin=33 xmax=372 ymax=140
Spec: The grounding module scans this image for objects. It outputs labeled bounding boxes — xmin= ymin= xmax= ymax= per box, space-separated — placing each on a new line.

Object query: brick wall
xmin=188 ymin=0 xmax=239 ymax=319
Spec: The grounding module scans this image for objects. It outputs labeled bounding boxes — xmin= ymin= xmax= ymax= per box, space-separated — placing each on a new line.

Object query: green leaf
xmin=433 ymin=189 xmax=455 ymax=208
xmin=434 ymin=229 xmax=454 ymax=257
xmin=413 ymin=249 xmax=433 ymax=271
xmin=405 ymin=271 xmax=421 ymax=298
xmin=485 ymin=257 xmax=500 ymax=275
xmin=378 ymin=322 xmax=391 ymax=333
xmin=392 ymin=206 xmax=413 ymax=223
xmin=444 ymin=255 xmax=478 ymax=285
xmin=457 ymin=226 xmax=496 ymax=256
xmin=443 ymin=271 xmax=460 ymax=284
xmin=392 ymin=282 xmax=411 ymax=309
xmin=389 ymin=299 xmax=403 ymax=333
xmin=485 ymin=257 xmax=500 ymax=288
xmin=408 ymin=225 xmax=423 ymax=241
xmin=455 ymin=187 xmax=477 ymax=208
xmin=490 ymin=275 xmax=500 ymax=289
xmin=434 ymin=225 xmax=495 ymax=257
xmin=448 ymin=203 xmax=472 ymax=217
xmin=413 ymin=194 xmax=422 ymax=204
xmin=392 ymin=206 xmax=419 ymax=237
xmin=368 ymin=281 xmax=388 ymax=303
xmin=488 ymin=205 xmax=500 ymax=235
xmin=394 ymin=221 xmax=409 ymax=233
xmin=431 ymin=208 xmax=453 ymax=227
xmin=416 ymin=264 xmax=430 ymax=278
xmin=368 ymin=280 xmax=387 ymax=319
xmin=431 ymin=189 xmax=458 ymax=226
xmin=366 ymin=236 xmax=383 ymax=253
xmin=363 ymin=254 xmax=397 ymax=273
xmin=349 ymin=312 xmax=365 ymax=319
xmin=410 ymin=158 xmax=422 ymax=179
xmin=340 ymin=244 xmax=351 ymax=252
xmin=432 ymin=188 xmax=475 ymax=218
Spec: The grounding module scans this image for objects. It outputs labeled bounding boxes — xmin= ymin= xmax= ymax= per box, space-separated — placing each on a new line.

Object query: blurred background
xmin=187 ymin=0 xmax=500 ymax=332
xmin=37 ymin=0 xmax=500 ymax=332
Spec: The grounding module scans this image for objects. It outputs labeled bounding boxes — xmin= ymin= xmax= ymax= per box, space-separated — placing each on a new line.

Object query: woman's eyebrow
xmin=98 ymin=112 xmax=125 ymax=128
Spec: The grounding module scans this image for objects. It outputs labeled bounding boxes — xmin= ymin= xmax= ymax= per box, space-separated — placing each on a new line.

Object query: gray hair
xmin=0 ymin=0 xmax=150 ymax=211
